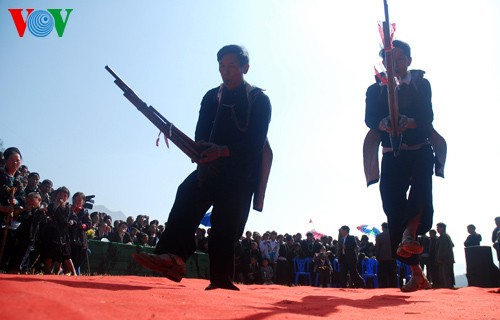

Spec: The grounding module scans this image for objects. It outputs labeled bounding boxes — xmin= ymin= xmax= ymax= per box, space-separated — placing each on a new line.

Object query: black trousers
xmin=339 ymin=258 xmax=365 ymax=288
xmin=380 ymin=146 xmax=434 ymax=266
xmin=155 ymin=170 xmax=254 ymax=283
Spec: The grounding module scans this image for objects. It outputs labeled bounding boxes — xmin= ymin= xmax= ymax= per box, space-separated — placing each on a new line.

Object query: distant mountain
xmin=91 ymin=205 xmax=128 ymax=222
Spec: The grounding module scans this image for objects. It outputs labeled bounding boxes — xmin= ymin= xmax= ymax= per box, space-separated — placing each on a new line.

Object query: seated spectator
xmin=94 ymin=222 xmax=111 ymax=240
xmin=260 ymin=258 xmax=273 ymax=285
xmin=313 ymin=246 xmax=333 ymax=287
xmin=129 ymin=227 xmax=140 ymax=245
xmin=246 ymin=256 xmax=260 ymax=284
xmin=138 ymin=232 xmax=150 ymax=247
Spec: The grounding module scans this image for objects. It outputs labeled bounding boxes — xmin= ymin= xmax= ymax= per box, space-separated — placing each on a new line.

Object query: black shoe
xmin=205 ymin=281 xmax=240 ymax=291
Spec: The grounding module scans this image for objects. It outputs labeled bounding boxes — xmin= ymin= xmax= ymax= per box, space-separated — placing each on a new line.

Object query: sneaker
xmin=132 ymin=252 xmax=186 ymax=282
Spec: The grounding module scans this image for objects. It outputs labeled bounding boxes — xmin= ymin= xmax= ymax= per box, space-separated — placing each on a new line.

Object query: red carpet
xmin=1 ymin=275 xmax=498 ymax=319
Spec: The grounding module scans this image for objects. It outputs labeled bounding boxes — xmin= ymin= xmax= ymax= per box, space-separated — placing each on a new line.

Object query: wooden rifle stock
xmin=105 ymin=66 xmax=202 ymax=163
xmin=382 ymin=0 xmax=402 ymax=156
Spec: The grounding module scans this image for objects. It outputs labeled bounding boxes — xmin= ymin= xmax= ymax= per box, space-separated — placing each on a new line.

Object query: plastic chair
xmin=294 ymin=257 xmax=312 ymax=285
xmin=396 ymin=260 xmax=412 ymax=288
xmin=361 ymin=258 xmax=379 ymax=288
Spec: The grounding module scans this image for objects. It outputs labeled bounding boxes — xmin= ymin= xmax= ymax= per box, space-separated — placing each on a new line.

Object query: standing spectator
xmin=375 ymin=222 xmax=397 ymax=288
xmin=0 ymin=147 xmax=24 ymax=270
xmin=435 ymin=222 xmax=455 ymax=289
xmin=301 ymin=232 xmax=321 ymax=258
xmin=285 ymin=235 xmax=297 ymax=285
xmin=493 ymin=231 xmax=500 ymax=268
xmin=268 ymin=231 xmax=280 ymax=279
xmin=24 ymin=172 xmax=40 ymax=196
xmin=132 ymin=215 xmax=146 ymax=233
xmin=259 ymin=232 xmax=271 ymax=259
xmin=68 ymin=192 xmax=92 ymax=274
xmin=126 ymin=216 xmax=135 ymax=232
xmin=39 ymin=179 xmax=53 ymax=207
xmin=338 ymin=225 xmax=365 ymax=288
xmin=275 ymin=234 xmax=289 ymax=285
xmin=43 ymin=186 xmax=77 ymax=275
xmin=492 ymin=217 xmax=500 ymax=243
xmin=426 ymin=229 xmax=439 ymax=287
xmin=464 ymin=224 xmax=482 ymax=247
xmin=8 ymin=192 xmax=44 ymax=273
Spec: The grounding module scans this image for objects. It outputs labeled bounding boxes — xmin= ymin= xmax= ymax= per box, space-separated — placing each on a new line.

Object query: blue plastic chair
xmin=396 ymin=260 xmax=412 ymax=287
xmin=361 ymin=258 xmax=379 ymax=288
xmin=294 ymin=257 xmax=312 ymax=285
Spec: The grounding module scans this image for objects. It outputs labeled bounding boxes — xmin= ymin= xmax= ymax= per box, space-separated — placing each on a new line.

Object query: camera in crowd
xmin=84 ymin=195 xmax=95 ymax=209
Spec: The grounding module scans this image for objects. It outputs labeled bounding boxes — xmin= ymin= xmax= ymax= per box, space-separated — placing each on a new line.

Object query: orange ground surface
xmin=1 ymin=274 xmax=498 ymax=320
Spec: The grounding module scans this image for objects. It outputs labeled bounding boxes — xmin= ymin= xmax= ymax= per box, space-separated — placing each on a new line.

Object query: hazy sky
xmin=1 ymin=0 xmax=500 ymax=274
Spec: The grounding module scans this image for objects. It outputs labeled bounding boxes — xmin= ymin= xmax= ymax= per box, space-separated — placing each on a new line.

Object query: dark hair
xmin=56 ymin=186 xmax=70 ymax=197
xmin=28 ymin=172 xmax=40 ymax=179
xmin=437 ymin=222 xmax=447 ymax=231
xmin=217 ymin=45 xmax=249 ymax=66
xmin=379 ymin=40 xmax=411 ymax=60
xmin=381 ymin=222 xmax=388 ymax=230
xmin=3 ymin=147 xmax=22 ymax=160
xmin=72 ymin=191 xmax=86 ymax=201
xmin=340 ymin=225 xmax=350 ymax=233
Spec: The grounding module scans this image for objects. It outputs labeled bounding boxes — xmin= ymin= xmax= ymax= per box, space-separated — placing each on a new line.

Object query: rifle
xmin=382 ymin=0 xmax=402 ymax=156
xmin=105 ymin=66 xmax=202 ymax=163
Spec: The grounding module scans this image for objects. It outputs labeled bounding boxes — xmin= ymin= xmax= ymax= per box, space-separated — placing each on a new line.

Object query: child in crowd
xmin=260 ymin=258 xmax=273 ymax=285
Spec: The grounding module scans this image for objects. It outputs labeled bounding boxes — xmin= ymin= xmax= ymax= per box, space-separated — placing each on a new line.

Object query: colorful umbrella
xmin=308 ymin=229 xmax=325 ymax=240
xmin=357 ymin=225 xmax=381 ymax=237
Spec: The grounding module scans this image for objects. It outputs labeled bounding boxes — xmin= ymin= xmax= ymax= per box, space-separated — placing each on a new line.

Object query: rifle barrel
xmin=105 ymin=66 xmax=202 ymax=162
xmin=382 ymin=0 xmax=402 ymax=156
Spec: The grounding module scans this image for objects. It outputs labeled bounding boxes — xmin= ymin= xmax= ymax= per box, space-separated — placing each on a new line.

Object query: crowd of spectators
xmin=1 ymin=150 xmax=499 ymax=289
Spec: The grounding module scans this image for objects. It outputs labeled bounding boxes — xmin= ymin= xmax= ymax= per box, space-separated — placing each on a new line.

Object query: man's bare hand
xmin=199 ymin=142 xmax=230 ymax=164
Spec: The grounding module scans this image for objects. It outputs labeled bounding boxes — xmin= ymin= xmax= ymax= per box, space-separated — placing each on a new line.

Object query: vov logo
xmin=8 ymin=9 xmax=73 ymax=37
